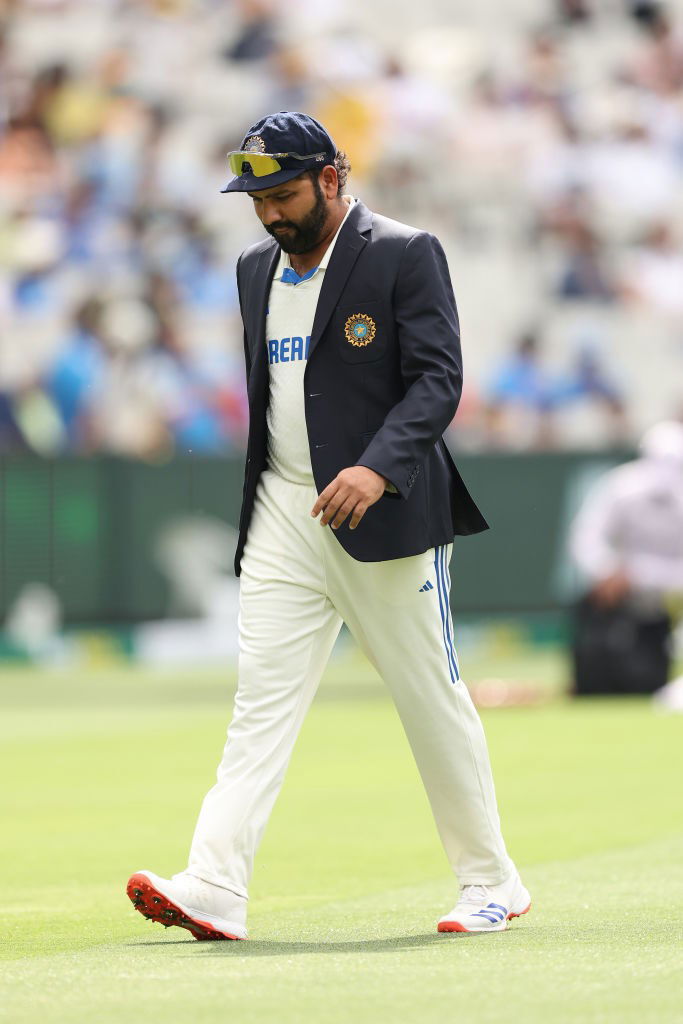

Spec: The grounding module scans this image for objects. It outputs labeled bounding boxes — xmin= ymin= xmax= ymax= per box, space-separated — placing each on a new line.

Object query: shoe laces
xmin=459 ymin=883 xmax=490 ymax=906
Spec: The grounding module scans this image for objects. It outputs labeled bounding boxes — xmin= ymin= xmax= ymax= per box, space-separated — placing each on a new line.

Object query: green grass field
xmin=1 ymin=649 xmax=682 ymax=1024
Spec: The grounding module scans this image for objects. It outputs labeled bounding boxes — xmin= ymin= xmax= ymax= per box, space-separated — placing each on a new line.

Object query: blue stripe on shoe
xmin=440 ymin=547 xmax=460 ymax=680
xmin=471 ymin=904 xmax=507 ymax=923
xmin=434 ymin=546 xmax=459 ymax=684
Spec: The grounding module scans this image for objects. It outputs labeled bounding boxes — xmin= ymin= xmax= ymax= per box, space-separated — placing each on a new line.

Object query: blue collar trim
xmin=281 ymin=265 xmax=319 ymax=286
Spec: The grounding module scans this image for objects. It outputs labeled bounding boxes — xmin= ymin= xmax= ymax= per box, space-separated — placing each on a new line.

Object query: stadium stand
xmin=0 ymin=0 xmax=682 ymax=456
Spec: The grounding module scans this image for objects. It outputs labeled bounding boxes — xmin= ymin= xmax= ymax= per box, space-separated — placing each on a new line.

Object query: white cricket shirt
xmin=265 ymin=197 xmax=354 ymax=485
xmin=570 ymin=456 xmax=683 ymax=603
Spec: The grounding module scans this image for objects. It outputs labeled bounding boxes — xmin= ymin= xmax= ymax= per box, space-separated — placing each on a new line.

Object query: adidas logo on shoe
xmin=437 ymin=872 xmax=531 ymax=934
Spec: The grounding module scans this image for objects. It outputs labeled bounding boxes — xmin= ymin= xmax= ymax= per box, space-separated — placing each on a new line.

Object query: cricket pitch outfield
xmin=1 ymin=653 xmax=681 ymax=1024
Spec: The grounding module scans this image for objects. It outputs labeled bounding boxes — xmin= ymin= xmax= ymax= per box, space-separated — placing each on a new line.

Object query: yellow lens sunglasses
xmin=226 ymin=150 xmax=327 ymax=178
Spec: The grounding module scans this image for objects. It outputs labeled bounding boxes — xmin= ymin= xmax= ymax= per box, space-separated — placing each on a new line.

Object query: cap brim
xmin=220 ymin=166 xmax=306 ymax=194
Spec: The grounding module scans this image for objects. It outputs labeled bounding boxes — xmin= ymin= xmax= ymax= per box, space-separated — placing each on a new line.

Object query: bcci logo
xmin=344 ymin=313 xmax=376 ymax=348
xmin=243 ymin=135 xmax=266 ymax=153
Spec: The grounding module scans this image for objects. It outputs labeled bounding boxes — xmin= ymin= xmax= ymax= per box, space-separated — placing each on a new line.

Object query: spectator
xmin=557 ymin=0 xmax=593 ymax=24
xmin=620 ymin=222 xmax=683 ymax=321
xmin=222 ymin=0 xmax=279 ymax=63
xmin=551 ymin=339 xmax=629 ymax=446
xmin=555 ymin=217 xmax=614 ymax=301
xmin=484 ymin=332 xmax=556 ymax=449
xmin=626 ymin=2 xmax=683 ymax=95
xmin=45 ymin=296 xmax=106 ymax=450
xmin=0 ymin=116 xmax=58 ymax=204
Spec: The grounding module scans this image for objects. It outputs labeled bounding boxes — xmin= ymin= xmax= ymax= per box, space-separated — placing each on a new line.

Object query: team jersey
xmin=265 ymin=197 xmax=354 ymax=485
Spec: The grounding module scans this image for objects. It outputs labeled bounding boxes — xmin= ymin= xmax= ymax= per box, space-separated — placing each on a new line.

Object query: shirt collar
xmin=276 ymin=196 xmax=355 ymax=285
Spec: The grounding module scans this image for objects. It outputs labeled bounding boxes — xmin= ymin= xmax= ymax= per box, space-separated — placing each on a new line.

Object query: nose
xmin=259 ymin=200 xmax=283 ymax=226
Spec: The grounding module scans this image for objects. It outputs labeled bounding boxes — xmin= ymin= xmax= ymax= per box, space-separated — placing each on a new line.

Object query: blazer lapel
xmin=247 ymin=243 xmax=279 ymax=363
xmin=308 ymin=201 xmax=372 ymax=360
xmin=246 ymin=243 xmax=279 ymax=400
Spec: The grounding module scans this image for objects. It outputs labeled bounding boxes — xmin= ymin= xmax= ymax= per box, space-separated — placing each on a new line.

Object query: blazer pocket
xmin=335 ymin=301 xmax=387 ymax=364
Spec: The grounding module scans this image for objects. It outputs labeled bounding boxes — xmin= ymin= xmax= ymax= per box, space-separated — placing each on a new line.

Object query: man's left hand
xmin=311 ymin=467 xmax=388 ymax=531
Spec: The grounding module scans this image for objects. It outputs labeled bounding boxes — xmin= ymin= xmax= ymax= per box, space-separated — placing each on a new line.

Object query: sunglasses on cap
xmin=226 ymin=149 xmax=328 ymax=178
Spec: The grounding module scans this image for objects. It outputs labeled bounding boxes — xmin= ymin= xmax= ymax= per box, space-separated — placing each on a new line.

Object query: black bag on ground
xmin=571 ymin=595 xmax=671 ymax=695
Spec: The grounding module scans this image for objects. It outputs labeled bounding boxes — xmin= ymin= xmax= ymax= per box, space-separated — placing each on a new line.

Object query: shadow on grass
xmin=129 ymin=931 xmax=513 ymax=956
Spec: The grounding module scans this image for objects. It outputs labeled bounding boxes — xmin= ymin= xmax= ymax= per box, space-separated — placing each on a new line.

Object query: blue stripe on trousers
xmin=434 ymin=545 xmax=459 ymax=683
xmin=440 ymin=547 xmax=460 ymax=680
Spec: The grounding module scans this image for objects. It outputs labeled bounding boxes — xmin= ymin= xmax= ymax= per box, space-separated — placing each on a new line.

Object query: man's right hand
xmin=592 ymin=570 xmax=630 ymax=607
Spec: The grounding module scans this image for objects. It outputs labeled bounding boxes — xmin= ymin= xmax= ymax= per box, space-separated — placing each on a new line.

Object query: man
xmin=570 ymin=419 xmax=683 ymax=695
xmin=127 ymin=112 xmax=530 ymax=939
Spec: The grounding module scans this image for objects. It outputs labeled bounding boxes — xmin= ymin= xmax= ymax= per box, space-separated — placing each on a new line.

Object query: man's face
xmin=248 ymin=173 xmax=328 ymax=255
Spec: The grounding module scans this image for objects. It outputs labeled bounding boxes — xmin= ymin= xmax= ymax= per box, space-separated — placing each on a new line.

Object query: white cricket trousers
xmin=188 ymin=469 xmax=512 ymax=898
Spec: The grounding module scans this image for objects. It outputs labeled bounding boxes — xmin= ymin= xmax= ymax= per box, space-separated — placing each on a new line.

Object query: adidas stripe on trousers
xmin=188 ymin=468 xmax=513 ymax=898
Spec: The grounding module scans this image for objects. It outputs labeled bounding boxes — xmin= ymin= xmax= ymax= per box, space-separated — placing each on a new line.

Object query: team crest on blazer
xmin=344 ymin=313 xmax=376 ymax=347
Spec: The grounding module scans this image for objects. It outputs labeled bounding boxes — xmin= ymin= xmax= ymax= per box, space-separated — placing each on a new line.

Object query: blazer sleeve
xmin=355 ymin=230 xmax=462 ymax=500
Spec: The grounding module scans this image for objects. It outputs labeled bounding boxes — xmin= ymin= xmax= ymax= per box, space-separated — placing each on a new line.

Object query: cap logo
xmin=344 ymin=313 xmax=376 ymax=348
xmin=243 ymin=135 xmax=266 ymax=153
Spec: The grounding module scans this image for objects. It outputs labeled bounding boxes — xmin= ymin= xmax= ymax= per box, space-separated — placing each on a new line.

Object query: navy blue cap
xmin=221 ymin=111 xmax=336 ymax=193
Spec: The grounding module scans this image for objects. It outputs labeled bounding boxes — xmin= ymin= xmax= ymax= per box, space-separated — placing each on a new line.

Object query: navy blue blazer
xmin=233 ymin=198 xmax=488 ymax=575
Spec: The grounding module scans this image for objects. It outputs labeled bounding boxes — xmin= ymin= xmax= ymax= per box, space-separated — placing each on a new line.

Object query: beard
xmin=264 ymin=176 xmax=328 ymax=254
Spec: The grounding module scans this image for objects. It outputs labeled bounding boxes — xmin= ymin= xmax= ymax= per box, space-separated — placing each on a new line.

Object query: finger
xmin=320 ymin=489 xmax=349 ymax=526
xmin=330 ymin=498 xmax=358 ymax=530
xmin=311 ymin=481 xmax=338 ymax=518
xmin=349 ymin=503 xmax=368 ymax=530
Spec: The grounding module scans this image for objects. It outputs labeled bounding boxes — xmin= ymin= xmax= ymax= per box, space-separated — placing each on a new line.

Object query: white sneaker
xmin=437 ymin=871 xmax=531 ymax=933
xmin=126 ymin=870 xmax=248 ymax=940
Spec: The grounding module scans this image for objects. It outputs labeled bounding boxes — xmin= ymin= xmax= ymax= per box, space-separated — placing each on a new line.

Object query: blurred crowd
xmin=1 ymin=0 xmax=683 ymax=458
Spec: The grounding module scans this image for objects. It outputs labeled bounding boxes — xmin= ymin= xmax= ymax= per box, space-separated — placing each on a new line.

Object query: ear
xmin=320 ymin=164 xmax=339 ymax=199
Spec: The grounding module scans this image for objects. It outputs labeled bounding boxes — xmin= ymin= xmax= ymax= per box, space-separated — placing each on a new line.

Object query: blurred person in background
xmin=557 ymin=0 xmax=593 ymax=24
xmin=44 ymin=294 xmax=106 ymax=450
xmin=551 ymin=338 xmax=629 ymax=447
xmin=221 ymin=0 xmax=279 ymax=64
xmin=0 ymin=113 xmax=58 ymax=204
xmin=553 ymin=214 xmax=615 ymax=303
xmin=483 ymin=329 xmax=627 ymax=450
xmin=626 ymin=1 xmax=683 ymax=95
xmin=483 ymin=331 xmax=556 ymax=449
xmin=619 ymin=222 xmax=683 ymax=322
xmin=569 ymin=419 xmax=683 ymax=694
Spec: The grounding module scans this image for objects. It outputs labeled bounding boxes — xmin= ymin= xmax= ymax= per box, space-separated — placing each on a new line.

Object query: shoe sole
xmin=437 ymin=901 xmax=532 ymax=934
xmin=126 ymin=872 xmax=245 ymax=941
